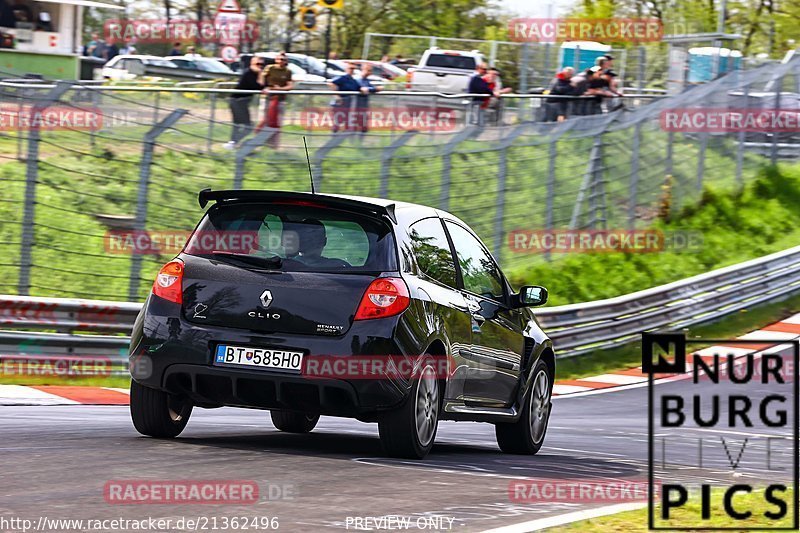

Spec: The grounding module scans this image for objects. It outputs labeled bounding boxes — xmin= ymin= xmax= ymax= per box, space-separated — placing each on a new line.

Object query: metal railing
xmin=2 ymin=244 xmax=799 ymax=375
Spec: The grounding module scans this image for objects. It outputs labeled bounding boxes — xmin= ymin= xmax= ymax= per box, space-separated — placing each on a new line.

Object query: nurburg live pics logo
xmin=643 ymin=332 xmax=799 ymax=530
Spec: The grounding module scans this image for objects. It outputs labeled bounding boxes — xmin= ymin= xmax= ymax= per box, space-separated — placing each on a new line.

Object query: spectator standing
xmin=569 ymin=68 xmax=590 ymax=115
xmin=483 ymin=67 xmax=512 ymax=125
xmin=602 ymin=69 xmax=624 ymax=111
xmin=119 ymin=39 xmax=136 ymax=55
xmin=355 ymin=63 xmax=382 ymax=133
xmin=328 ymin=62 xmax=361 ymax=133
xmin=185 ymin=46 xmax=201 ymax=58
xmin=167 ymin=42 xmax=182 ymax=56
xmin=584 ymin=66 xmax=616 ymax=115
xmin=225 ymin=56 xmax=265 ymax=149
xmin=545 ymin=68 xmax=575 ymax=121
xmin=256 ymin=52 xmax=293 ymax=148
xmin=105 ymin=40 xmax=119 ymax=61
xmin=90 ymin=35 xmax=107 ymax=59
xmin=467 ymin=63 xmax=494 ymax=126
xmin=83 ymin=32 xmax=99 ymax=56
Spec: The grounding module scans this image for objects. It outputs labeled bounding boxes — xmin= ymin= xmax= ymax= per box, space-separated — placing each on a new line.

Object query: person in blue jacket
xmin=328 ymin=62 xmax=362 ymax=132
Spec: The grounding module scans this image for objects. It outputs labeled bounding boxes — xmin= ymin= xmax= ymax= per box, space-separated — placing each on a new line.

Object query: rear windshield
xmin=424 ymin=54 xmax=477 ymax=70
xmin=186 ymin=202 xmax=397 ymax=272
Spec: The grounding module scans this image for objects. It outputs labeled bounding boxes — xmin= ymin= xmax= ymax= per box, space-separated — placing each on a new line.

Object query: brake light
xmin=406 ymin=69 xmax=414 ymax=89
xmin=354 ymin=277 xmax=410 ymax=320
xmin=152 ymin=260 xmax=184 ymax=304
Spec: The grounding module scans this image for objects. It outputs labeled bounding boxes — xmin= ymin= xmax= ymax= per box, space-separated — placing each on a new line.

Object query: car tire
xmin=495 ymin=359 xmax=552 ymax=455
xmin=378 ymin=356 xmax=439 ymax=459
xmin=129 ymin=380 xmax=192 ymax=438
xmin=270 ymin=411 xmax=320 ymax=433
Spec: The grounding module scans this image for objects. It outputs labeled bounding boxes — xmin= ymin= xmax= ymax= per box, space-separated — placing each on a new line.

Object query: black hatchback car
xmin=129 ymin=189 xmax=554 ymax=459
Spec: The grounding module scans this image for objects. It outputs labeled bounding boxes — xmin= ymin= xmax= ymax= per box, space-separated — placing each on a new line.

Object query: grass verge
xmin=547 ymin=487 xmax=796 ymax=531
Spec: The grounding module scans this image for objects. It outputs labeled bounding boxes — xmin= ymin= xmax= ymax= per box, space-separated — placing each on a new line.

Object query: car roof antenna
xmin=303 ymin=136 xmax=316 ymax=194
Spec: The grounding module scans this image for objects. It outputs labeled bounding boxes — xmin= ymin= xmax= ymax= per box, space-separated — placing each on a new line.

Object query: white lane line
xmin=480 ymin=502 xmax=647 ymax=533
xmin=577 ymin=373 xmax=646 ymax=385
xmin=738 ymin=330 xmax=799 ymax=340
xmin=780 ymin=313 xmax=800 ymax=324
xmin=692 ymin=346 xmax=753 ymax=358
xmin=552 ymin=384 xmax=593 ymax=395
xmin=0 ymin=385 xmax=79 ymax=406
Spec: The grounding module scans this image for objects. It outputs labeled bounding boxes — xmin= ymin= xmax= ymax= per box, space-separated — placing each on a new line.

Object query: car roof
xmin=115 ymin=55 xmax=167 ymax=60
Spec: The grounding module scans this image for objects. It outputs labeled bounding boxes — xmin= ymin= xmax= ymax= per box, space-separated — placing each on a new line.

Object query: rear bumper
xmin=129 ymin=296 xmax=411 ymax=415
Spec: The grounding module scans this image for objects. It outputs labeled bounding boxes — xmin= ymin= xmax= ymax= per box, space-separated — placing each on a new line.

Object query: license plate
xmin=213 ymin=344 xmax=304 ymax=372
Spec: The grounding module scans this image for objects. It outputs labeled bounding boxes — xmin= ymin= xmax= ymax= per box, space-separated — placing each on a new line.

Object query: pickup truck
xmin=407 ymin=48 xmax=485 ymax=94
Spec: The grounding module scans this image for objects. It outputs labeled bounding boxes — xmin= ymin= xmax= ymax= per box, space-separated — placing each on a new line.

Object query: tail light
xmin=354 ymin=277 xmax=410 ymax=320
xmin=405 ymin=69 xmax=414 ymax=89
xmin=152 ymin=259 xmax=184 ymax=304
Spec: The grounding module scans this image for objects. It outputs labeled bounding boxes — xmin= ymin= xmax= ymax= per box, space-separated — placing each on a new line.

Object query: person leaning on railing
xmin=225 ymin=56 xmax=265 ymax=149
xmin=467 ymin=63 xmax=495 ymax=126
xmin=545 ymin=67 xmax=575 ymax=122
xmin=256 ymin=52 xmax=294 ymax=149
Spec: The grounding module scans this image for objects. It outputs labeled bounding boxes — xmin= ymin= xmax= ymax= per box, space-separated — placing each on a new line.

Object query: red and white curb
xmin=0 ymin=385 xmax=129 ymax=406
xmin=551 ymin=312 xmax=800 ymax=398
xmin=2 ymin=313 xmax=799 ymax=406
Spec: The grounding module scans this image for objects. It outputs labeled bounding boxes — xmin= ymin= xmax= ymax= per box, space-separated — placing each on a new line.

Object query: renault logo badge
xmin=259 ymin=290 xmax=273 ymax=308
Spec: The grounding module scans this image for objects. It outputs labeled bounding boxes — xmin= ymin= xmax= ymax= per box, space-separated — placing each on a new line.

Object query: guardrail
xmin=2 ymin=245 xmax=800 ymax=375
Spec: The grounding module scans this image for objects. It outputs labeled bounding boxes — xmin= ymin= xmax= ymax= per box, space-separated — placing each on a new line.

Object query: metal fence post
xmin=233 ymin=129 xmax=277 ymax=189
xmin=312 ymin=133 xmax=353 ymax=192
xmin=637 ymin=46 xmax=646 ymax=92
xmin=439 ymin=126 xmax=477 ymax=211
xmin=207 ymin=92 xmax=217 ymax=153
xmin=18 ymin=82 xmax=72 ymax=296
xmin=492 ymin=125 xmax=529 ymax=262
xmin=696 ymin=132 xmax=708 ymax=192
xmin=628 ymin=121 xmax=642 ymax=229
xmin=379 ymin=131 xmax=417 ymax=198
xmin=570 ymin=119 xmax=612 ymax=230
xmin=771 ymin=76 xmax=783 ymax=165
xmin=128 ymin=109 xmax=188 ymax=301
xmin=736 ymin=81 xmax=749 ymax=187
xmin=665 ymin=131 xmax=674 ymax=178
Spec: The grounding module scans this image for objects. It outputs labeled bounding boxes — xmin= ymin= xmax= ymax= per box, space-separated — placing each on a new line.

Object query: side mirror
xmin=518 ymin=285 xmax=548 ymax=307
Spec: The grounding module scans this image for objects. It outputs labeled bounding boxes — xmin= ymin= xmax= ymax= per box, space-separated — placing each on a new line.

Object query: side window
xmin=408 ymin=218 xmax=457 ymax=288
xmin=444 ymin=221 xmax=504 ymax=301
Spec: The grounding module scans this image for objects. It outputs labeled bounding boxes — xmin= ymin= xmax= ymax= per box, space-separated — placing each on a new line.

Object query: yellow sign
xmin=298 ymin=6 xmax=317 ymax=30
xmin=317 ymin=0 xmax=343 ymax=9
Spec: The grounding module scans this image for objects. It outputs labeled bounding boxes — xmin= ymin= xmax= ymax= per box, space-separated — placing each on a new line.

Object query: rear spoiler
xmin=198 ymin=188 xmax=397 ymax=224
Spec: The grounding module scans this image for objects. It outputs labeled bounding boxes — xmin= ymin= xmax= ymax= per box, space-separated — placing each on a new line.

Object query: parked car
xmin=325 ymin=59 xmax=385 ymax=84
xmin=248 ymin=53 xmax=327 ymax=83
xmin=101 ymin=55 xmax=177 ymax=81
xmin=129 ymin=189 xmax=555 ymax=459
xmin=168 ymin=56 xmax=237 ymax=77
xmin=344 ymin=60 xmax=407 ymax=81
xmin=407 ymin=47 xmax=485 ymax=93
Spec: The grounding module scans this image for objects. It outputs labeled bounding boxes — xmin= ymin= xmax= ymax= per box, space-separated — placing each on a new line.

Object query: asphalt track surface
xmin=0 ymin=364 xmax=796 ymax=533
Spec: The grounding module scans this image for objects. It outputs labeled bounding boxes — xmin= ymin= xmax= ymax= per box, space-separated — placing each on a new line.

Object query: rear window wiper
xmin=209 ymin=251 xmax=283 ymax=269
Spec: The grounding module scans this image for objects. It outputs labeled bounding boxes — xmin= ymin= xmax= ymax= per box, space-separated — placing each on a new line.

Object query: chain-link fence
xmin=0 ymin=57 xmax=797 ymax=302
